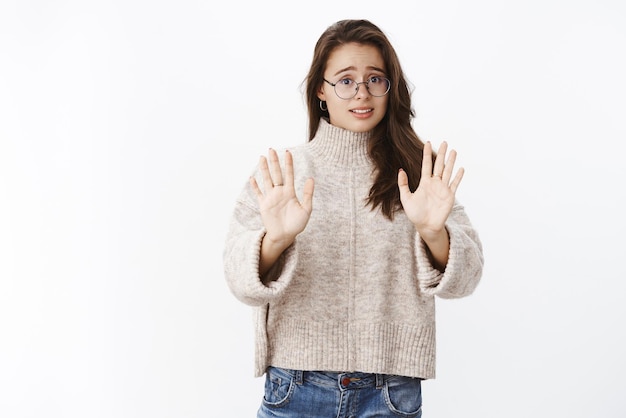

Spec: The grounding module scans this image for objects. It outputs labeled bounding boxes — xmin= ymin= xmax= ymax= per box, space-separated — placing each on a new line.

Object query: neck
xmin=308 ymin=118 xmax=373 ymax=168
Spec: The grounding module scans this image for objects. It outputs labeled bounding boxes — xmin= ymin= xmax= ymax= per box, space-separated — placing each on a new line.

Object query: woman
xmin=223 ymin=19 xmax=484 ymax=418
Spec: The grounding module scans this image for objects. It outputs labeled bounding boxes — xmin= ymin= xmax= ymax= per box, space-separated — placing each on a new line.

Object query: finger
xmin=421 ymin=142 xmax=433 ymax=180
xmin=397 ymin=168 xmax=411 ymax=197
xmin=258 ymin=155 xmax=273 ymax=191
xmin=432 ymin=141 xmax=447 ymax=177
xmin=268 ymin=148 xmax=283 ymax=186
xmin=449 ymin=167 xmax=465 ymax=194
xmin=441 ymin=149 xmax=457 ymax=184
xmin=300 ymin=177 xmax=315 ymax=213
xmin=283 ymin=150 xmax=294 ymax=190
xmin=250 ymin=176 xmax=263 ymax=199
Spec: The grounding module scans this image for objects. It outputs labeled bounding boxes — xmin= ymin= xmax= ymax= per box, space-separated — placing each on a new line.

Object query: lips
xmin=350 ymin=108 xmax=373 ymax=114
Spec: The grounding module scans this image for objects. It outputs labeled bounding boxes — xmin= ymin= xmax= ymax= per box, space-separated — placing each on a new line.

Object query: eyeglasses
xmin=323 ymin=76 xmax=391 ymax=100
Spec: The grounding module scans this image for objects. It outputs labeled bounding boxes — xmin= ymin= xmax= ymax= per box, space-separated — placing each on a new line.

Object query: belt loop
xmin=375 ymin=373 xmax=384 ymax=389
xmin=295 ymin=370 xmax=304 ymax=385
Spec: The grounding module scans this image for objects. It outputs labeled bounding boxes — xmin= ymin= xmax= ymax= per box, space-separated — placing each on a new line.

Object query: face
xmin=318 ymin=43 xmax=389 ymax=133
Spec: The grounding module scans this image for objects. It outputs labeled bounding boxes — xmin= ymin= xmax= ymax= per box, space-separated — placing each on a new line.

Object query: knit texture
xmin=223 ymin=118 xmax=484 ymax=379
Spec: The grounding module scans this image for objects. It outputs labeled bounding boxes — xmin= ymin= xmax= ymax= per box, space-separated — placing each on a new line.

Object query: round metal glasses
xmin=323 ymin=76 xmax=391 ymax=100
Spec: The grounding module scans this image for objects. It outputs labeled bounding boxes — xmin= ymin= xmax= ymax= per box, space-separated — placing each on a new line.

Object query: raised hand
xmin=250 ymin=148 xmax=315 ymax=251
xmin=398 ymin=141 xmax=463 ymax=268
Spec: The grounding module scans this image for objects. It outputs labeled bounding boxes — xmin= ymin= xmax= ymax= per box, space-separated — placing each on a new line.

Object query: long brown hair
xmin=304 ymin=19 xmax=430 ymax=220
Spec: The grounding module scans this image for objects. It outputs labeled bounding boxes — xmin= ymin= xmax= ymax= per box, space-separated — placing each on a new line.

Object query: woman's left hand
xmin=398 ymin=141 xmax=463 ymax=242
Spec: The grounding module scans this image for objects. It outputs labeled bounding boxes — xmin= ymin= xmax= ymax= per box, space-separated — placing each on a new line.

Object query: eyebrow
xmin=332 ymin=65 xmax=386 ymax=77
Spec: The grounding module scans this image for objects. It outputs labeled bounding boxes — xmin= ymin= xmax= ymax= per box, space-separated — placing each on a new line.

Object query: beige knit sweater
xmin=223 ymin=119 xmax=483 ymax=379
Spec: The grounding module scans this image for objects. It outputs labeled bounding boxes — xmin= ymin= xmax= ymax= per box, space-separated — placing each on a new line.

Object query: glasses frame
xmin=323 ymin=77 xmax=391 ymax=100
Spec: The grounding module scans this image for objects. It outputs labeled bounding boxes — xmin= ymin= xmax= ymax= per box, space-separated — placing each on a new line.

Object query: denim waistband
xmin=270 ymin=367 xmax=387 ymax=390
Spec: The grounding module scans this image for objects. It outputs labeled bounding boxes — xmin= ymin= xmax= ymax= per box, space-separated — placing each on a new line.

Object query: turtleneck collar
xmin=307 ymin=118 xmax=373 ymax=168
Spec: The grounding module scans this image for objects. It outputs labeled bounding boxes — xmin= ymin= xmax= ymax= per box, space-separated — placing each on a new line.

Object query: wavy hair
xmin=304 ymin=19 xmax=431 ymax=220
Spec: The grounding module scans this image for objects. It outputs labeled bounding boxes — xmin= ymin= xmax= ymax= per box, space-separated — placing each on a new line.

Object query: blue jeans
xmin=257 ymin=366 xmax=423 ymax=418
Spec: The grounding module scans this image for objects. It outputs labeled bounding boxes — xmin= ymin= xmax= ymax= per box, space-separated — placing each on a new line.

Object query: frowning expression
xmin=318 ymin=43 xmax=389 ymax=133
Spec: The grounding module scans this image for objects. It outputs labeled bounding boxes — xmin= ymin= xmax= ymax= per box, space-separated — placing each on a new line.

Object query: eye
xmin=338 ymin=78 xmax=355 ymax=86
xmin=369 ymin=76 xmax=383 ymax=84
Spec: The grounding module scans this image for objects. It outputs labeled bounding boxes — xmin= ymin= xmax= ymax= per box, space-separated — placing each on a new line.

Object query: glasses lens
xmin=368 ymin=77 xmax=390 ymax=97
xmin=334 ymin=78 xmax=357 ymax=99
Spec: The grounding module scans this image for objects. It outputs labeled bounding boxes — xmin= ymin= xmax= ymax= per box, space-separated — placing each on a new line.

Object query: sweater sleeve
xmin=415 ymin=202 xmax=484 ymax=299
xmin=222 ymin=187 xmax=299 ymax=307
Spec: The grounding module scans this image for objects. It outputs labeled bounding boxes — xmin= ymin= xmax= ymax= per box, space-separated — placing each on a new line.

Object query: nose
xmin=354 ymin=81 xmax=370 ymax=98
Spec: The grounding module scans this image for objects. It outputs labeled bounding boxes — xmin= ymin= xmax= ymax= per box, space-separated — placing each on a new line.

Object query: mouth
xmin=350 ymin=108 xmax=373 ymax=114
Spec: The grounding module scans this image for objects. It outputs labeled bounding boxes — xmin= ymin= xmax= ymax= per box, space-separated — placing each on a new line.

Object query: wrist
xmin=416 ymin=226 xmax=446 ymax=244
xmin=417 ymin=227 xmax=450 ymax=271
xmin=263 ymin=232 xmax=294 ymax=253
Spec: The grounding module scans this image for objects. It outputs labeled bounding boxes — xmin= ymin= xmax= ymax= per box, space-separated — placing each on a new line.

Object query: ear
xmin=317 ymin=84 xmax=327 ymax=101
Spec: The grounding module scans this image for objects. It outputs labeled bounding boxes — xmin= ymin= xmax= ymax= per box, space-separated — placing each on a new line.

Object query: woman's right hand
xmin=250 ymin=149 xmax=314 ymax=275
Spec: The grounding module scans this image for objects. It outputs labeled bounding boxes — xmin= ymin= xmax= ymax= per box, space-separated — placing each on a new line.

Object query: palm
xmin=398 ymin=141 xmax=464 ymax=237
xmin=257 ymin=183 xmax=312 ymax=240
xmin=250 ymin=148 xmax=314 ymax=244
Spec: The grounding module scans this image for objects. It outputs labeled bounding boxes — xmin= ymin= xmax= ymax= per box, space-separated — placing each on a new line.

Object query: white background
xmin=1 ymin=0 xmax=625 ymax=417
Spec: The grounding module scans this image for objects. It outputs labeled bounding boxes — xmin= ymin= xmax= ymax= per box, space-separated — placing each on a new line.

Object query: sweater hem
xmin=254 ymin=318 xmax=436 ymax=379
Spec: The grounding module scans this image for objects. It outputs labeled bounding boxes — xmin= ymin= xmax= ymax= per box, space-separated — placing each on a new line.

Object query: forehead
xmin=325 ymin=42 xmax=385 ymax=74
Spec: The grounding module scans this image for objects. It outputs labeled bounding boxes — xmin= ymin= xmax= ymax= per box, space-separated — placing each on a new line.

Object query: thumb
xmin=397 ymin=168 xmax=411 ymax=198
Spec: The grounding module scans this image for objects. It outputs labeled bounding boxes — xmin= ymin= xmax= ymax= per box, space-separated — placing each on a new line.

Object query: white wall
xmin=1 ymin=0 xmax=625 ymax=417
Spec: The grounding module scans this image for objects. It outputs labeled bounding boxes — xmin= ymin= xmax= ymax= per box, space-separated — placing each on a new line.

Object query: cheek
xmin=326 ymin=96 xmax=345 ymax=112
xmin=381 ymin=96 xmax=390 ymax=111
